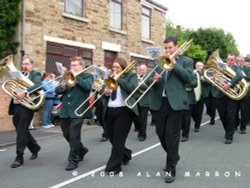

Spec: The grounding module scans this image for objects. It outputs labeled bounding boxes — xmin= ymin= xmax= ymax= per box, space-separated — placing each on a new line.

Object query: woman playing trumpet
xmin=103 ymin=57 xmax=138 ymax=174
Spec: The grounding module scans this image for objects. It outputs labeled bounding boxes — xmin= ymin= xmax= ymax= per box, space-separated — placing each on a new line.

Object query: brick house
xmin=0 ymin=0 xmax=167 ymax=131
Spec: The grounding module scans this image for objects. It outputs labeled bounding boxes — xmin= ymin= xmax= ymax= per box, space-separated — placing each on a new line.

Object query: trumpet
xmin=124 ymin=40 xmax=192 ymax=109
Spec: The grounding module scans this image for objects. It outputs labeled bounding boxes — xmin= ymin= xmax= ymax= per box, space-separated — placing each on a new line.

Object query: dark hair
xmin=164 ymin=36 xmax=178 ymax=45
xmin=113 ymin=57 xmax=127 ymax=70
xmin=42 ymin=72 xmax=49 ymax=79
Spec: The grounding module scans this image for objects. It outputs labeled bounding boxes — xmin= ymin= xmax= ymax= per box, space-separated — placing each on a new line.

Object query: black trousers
xmin=235 ymin=96 xmax=250 ymax=131
xmin=94 ymin=99 xmax=108 ymax=138
xmin=155 ymin=98 xmax=185 ymax=171
xmin=105 ymin=107 xmax=134 ymax=172
xmin=137 ymin=106 xmax=149 ymax=138
xmin=191 ymin=98 xmax=205 ymax=129
xmin=60 ymin=118 xmax=86 ymax=165
xmin=181 ymin=105 xmax=192 ymax=138
xmin=216 ymin=97 xmax=237 ymax=140
xmin=12 ymin=105 xmax=40 ymax=161
xmin=204 ymin=93 xmax=217 ymax=121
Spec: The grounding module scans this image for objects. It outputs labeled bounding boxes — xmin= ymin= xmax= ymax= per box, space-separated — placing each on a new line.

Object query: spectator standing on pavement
xmin=42 ymin=73 xmax=55 ymax=128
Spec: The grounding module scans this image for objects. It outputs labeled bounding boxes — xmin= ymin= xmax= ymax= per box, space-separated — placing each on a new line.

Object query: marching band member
xmin=235 ymin=56 xmax=250 ymax=134
xmin=151 ymin=37 xmax=194 ymax=183
xmin=55 ymin=56 xmax=93 ymax=171
xmin=191 ymin=62 xmax=205 ymax=132
xmin=9 ymin=56 xmax=42 ymax=168
xmin=103 ymin=57 xmax=138 ymax=174
xmin=134 ymin=64 xmax=153 ymax=141
xmin=216 ymin=54 xmax=244 ymax=144
xmin=181 ymin=70 xmax=196 ymax=142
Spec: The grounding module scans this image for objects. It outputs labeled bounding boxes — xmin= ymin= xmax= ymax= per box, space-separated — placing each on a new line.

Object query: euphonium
xmin=0 ymin=55 xmax=45 ymax=110
xmin=203 ymin=50 xmax=248 ymax=100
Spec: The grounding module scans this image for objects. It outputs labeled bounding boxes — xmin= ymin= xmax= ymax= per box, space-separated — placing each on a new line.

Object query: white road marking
xmin=50 ymin=116 xmax=219 ymax=188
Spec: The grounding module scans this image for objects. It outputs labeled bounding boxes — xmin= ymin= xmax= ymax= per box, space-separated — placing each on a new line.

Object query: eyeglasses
xmin=70 ymin=64 xmax=81 ymax=67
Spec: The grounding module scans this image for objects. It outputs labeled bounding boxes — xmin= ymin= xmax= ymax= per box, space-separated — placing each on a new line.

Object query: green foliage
xmin=165 ymin=23 xmax=207 ymax=63
xmin=165 ymin=23 xmax=239 ymax=62
xmin=0 ymin=0 xmax=21 ymax=59
xmin=192 ymin=28 xmax=239 ymax=60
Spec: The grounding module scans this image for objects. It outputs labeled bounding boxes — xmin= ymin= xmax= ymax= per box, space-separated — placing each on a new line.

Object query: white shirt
xmin=108 ymin=86 xmax=126 ymax=108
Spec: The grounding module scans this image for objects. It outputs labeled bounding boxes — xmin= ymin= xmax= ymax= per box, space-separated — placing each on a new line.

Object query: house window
xmin=104 ymin=50 xmax=117 ymax=69
xmin=141 ymin=6 xmax=151 ymax=40
xmin=110 ymin=0 xmax=122 ymax=30
xmin=46 ymin=42 xmax=93 ymax=75
xmin=65 ymin=0 xmax=85 ymax=17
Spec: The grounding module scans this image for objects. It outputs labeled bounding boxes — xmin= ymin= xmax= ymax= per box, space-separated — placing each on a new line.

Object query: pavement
xmin=0 ymin=121 xmax=99 ymax=149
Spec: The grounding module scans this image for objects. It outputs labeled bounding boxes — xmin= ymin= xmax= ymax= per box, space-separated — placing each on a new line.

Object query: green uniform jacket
xmin=202 ymin=81 xmax=219 ymax=98
xmin=55 ymin=73 xmax=93 ymax=119
xmin=102 ymin=71 xmax=139 ymax=117
xmin=216 ymin=65 xmax=244 ymax=98
xmin=137 ymin=74 xmax=154 ymax=107
xmin=150 ymin=55 xmax=194 ymax=111
xmin=186 ymin=72 xmax=197 ymax=105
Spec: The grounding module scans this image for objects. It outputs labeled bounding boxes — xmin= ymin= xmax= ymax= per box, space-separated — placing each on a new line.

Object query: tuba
xmin=0 ymin=55 xmax=45 ymax=110
xmin=203 ymin=50 xmax=248 ymax=100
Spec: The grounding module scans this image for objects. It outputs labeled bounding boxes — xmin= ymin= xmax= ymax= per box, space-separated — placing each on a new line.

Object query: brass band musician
xmin=55 ymin=56 xmax=93 ymax=171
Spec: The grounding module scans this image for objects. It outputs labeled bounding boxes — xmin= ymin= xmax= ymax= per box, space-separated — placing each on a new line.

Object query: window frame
xmin=141 ymin=6 xmax=151 ymax=40
xmin=65 ymin=0 xmax=85 ymax=17
xmin=109 ymin=0 xmax=123 ymax=30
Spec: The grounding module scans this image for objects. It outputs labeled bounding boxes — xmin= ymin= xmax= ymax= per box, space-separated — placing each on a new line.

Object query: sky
xmin=154 ymin=0 xmax=249 ymax=56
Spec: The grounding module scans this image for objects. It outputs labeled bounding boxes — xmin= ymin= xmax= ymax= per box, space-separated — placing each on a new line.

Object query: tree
xmin=191 ymin=28 xmax=239 ymax=60
xmin=0 ymin=0 xmax=21 ymax=59
xmin=165 ymin=22 xmax=207 ymax=63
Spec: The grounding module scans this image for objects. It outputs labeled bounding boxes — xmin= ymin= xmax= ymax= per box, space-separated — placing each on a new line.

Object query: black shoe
xmin=10 ymin=161 xmax=23 ymax=168
xmin=79 ymin=147 xmax=88 ymax=161
xmin=194 ymin=128 xmax=200 ymax=132
xmin=105 ymin=169 xmax=121 ymax=175
xmin=165 ymin=171 xmax=176 ymax=183
xmin=100 ymin=137 xmax=108 ymax=142
xmin=138 ymin=136 xmax=145 ymax=142
xmin=240 ymin=129 xmax=246 ymax=134
xmin=165 ymin=175 xmax=175 ymax=183
xmin=224 ymin=139 xmax=232 ymax=144
xmin=210 ymin=119 xmax=215 ymax=125
xmin=181 ymin=137 xmax=188 ymax=142
xmin=65 ymin=163 xmax=78 ymax=171
xmin=30 ymin=146 xmax=41 ymax=160
xmin=30 ymin=153 xmax=38 ymax=160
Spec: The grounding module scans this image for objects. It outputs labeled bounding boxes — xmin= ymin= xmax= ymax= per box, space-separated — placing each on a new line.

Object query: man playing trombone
xmin=151 ymin=37 xmax=194 ymax=183
xmin=55 ymin=56 xmax=93 ymax=171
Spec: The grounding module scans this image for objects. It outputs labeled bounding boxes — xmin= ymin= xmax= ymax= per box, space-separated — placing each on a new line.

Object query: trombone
xmin=74 ymin=61 xmax=135 ymax=117
xmin=124 ymin=39 xmax=192 ymax=109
